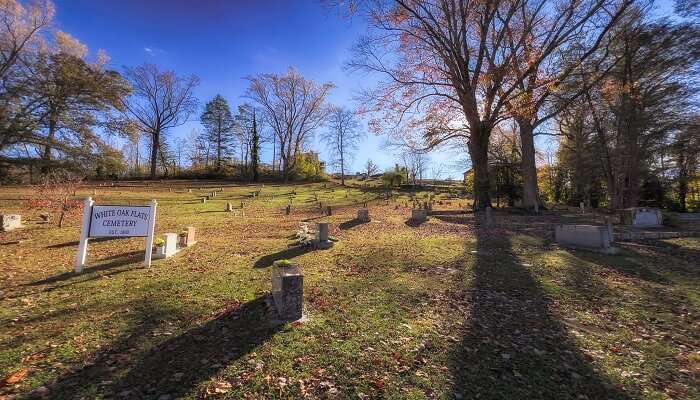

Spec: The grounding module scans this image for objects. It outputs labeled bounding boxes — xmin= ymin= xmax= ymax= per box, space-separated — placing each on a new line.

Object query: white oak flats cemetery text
xmin=74 ymin=198 xmax=158 ymax=273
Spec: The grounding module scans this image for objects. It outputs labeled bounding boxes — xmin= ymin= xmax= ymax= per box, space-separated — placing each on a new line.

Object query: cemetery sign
xmin=89 ymin=205 xmax=151 ymax=237
xmin=75 ymin=197 xmax=158 ymax=273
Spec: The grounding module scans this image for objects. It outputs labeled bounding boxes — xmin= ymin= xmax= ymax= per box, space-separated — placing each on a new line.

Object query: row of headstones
xmin=153 ymin=226 xmax=197 ymax=259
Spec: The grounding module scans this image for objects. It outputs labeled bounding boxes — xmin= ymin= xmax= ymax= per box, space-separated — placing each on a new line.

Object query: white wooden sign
xmin=89 ymin=205 xmax=151 ymax=237
xmin=75 ymin=197 xmax=157 ymax=273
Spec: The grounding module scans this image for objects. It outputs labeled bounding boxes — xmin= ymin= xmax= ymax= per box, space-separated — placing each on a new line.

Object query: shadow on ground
xmin=40 ymin=296 xmax=281 ymax=399
xmin=254 ymin=245 xmax=310 ymax=268
xmin=450 ymin=229 xmax=632 ymax=399
xmin=22 ymin=252 xmax=144 ymax=287
xmin=338 ymin=218 xmax=368 ymax=230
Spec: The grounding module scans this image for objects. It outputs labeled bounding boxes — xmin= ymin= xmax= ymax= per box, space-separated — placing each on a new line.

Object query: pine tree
xmin=200 ymin=95 xmax=235 ymax=171
xmin=251 ymin=109 xmax=260 ymax=182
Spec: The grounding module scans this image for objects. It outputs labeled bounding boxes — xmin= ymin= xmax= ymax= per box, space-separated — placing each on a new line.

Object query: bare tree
xmin=333 ymin=0 xmax=634 ymax=209
xmin=364 ymin=158 xmax=379 ymax=178
xmin=245 ymin=67 xmax=334 ymax=182
xmin=121 ymin=64 xmax=199 ymax=179
xmin=322 ymin=106 xmax=364 ymax=185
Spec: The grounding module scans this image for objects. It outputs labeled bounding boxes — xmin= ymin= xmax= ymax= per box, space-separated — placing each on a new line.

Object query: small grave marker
xmin=358 ymin=208 xmax=370 ymax=222
xmin=1 ymin=214 xmax=23 ymax=232
xmin=271 ymin=261 xmax=304 ymax=321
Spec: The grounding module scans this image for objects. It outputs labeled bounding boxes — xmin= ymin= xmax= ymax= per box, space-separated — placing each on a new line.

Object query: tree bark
xmin=517 ymin=119 xmax=544 ymax=211
xmin=150 ymin=130 xmax=159 ymax=179
xmin=469 ymin=124 xmax=492 ymax=210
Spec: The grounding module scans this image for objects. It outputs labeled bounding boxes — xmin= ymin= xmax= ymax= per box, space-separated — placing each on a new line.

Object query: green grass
xmin=0 ymin=180 xmax=698 ymax=399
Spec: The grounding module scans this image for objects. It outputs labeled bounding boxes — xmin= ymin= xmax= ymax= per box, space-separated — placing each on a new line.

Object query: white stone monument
xmin=1 ymin=214 xmax=23 ymax=232
xmin=555 ymin=224 xmax=617 ymax=254
xmin=619 ymin=208 xmax=663 ymax=228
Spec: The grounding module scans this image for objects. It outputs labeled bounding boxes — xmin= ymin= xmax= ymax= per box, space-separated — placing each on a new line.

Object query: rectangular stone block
xmin=185 ymin=226 xmax=196 ymax=246
xmin=1 ymin=214 xmax=22 ymax=232
xmin=412 ymin=209 xmax=428 ymax=222
xmin=619 ymin=208 xmax=662 ymax=227
xmin=357 ymin=209 xmax=370 ymax=222
xmin=317 ymin=223 xmax=329 ymax=242
xmin=555 ymin=224 xmax=616 ymax=254
xmin=272 ymin=263 xmax=303 ymax=321
xmin=163 ymin=233 xmax=178 ymax=257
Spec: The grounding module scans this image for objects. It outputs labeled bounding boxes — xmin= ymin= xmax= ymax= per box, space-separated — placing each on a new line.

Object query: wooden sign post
xmin=75 ymin=198 xmax=158 ymax=273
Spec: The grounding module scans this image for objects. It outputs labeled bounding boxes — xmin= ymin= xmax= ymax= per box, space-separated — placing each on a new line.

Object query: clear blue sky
xmin=52 ymin=0 xmax=420 ymax=176
xmin=53 ymin=0 xmax=678 ymax=179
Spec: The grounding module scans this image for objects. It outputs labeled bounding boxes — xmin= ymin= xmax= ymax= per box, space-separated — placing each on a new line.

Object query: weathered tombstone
xmin=326 ymin=206 xmax=332 ymax=216
xmin=411 ymin=209 xmax=428 ymax=222
xmin=1 ymin=214 xmax=23 ymax=232
xmin=240 ymin=201 xmax=245 ymax=209
xmin=184 ymin=227 xmax=197 ymax=247
xmin=168 ymin=187 xmax=172 ymax=193
xmin=619 ymin=208 xmax=663 ymax=228
xmin=226 ymin=202 xmax=233 ymax=212
xmin=39 ymin=213 xmax=50 ymax=224
xmin=555 ymin=224 xmax=617 ymax=254
xmin=580 ymin=201 xmax=585 ymax=214
xmin=358 ymin=208 xmax=370 ymax=222
xmin=285 ymin=205 xmax=291 ymax=215
xmin=201 ymin=197 xmax=207 ymax=204
xmin=188 ymin=188 xmax=192 ymax=193
xmin=271 ymin=261 xmax=304 ymax=321
xmin=315 ymin=222 xmax=333 ymax=249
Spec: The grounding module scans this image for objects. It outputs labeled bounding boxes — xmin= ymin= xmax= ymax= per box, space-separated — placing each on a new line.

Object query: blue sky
xmin=53 ymin=0 xmax=678 ymax=179
xmin=52 ymin=0 xmax=416 ymax=176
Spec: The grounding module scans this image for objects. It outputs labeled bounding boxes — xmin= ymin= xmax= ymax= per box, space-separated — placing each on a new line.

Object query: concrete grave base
xmin=555 ymin=224 xmax=619 ymax=255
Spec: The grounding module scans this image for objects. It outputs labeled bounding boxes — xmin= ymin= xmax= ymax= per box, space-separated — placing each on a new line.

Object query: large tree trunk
xmin=41 ymin=112 xmax=58 ymax=175
xmin=150 ymin=131 xmax=159 ymax=179
xmin=469 ymin=124 xmax=492 ymax=210
xmin=517 ymin=119 xmax=543 ymax=211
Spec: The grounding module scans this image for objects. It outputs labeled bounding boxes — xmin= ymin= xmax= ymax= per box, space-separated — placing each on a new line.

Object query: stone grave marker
xmin=326 ymin=206 xmax=332 ymax=216
xmin=1 ymin=214 xmax=23 ymax=232
xmin=226 ymin=202 xmax=233 ymax=212
xmin=358 ymin=208 xmax=370 ymax=222
xmin=411 ymin=209 xmax=428 ymax=222
xmin=272 ymin=261 xmax=304 ymax=321
xmin=555 ymin=224 xmax=617 ymax=254
xmin=154 ymin=233 xmax=178 ymax=259
xmin=315 ymin=222 xmax=333 ymax=249
xmin=619 ymin=208 xmax=662 ymax=228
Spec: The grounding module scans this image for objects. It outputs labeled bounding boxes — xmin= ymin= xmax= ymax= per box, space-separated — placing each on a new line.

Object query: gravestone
xmin=226 ymin=202 xmax=233 ymax=212
xmin=580 ymin=202 xmax=585 ymax=214
xmin=619 ymin=208 xmax=662 ymax=228
xmin=201 ymin=197 xmax=207 ymax=203
xmin=326 ymin=206 xmax=332 ymax=216
xmin=184 ymin=227 xmax=197 ymax=247
xmin=188 ymin=189 xmax=192 ymax=193
xmin=271 ymin=261 xmax=304 ymax=321
xmin=285 ymin=205 xmax=291 ymax=215
xmin=358 ymin=208 xmax=370 ymax=222
xmin=155 ymin=233 xmax=178 ymax=259
xmin=555 ymin=224 xmax=617 ymax=254
xmin=315 ymin=222 xmax=333 ymax=249
xmin=411 ymin=209 xmax=428 ymax=222
xmin=1 ymin=214 xmax=22 ymax=232
xmin=39 ymin=213 xmax=50 ymax=224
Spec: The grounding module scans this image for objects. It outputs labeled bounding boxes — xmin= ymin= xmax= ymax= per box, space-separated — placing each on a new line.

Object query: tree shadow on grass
xmin=40 ymin=296 xmax=281 ymax=399
xmin=45 ymin=237 xmax=121 ymax=249
xmin=253 ymin=245 xmax=311 ymax=268
xmin=338 ymin=218 xmax=368 ymax=230
xmin=451 ymin=230 xmax=632 ymax=399
xmin=570 ymin=248 xmax=669 ymax=285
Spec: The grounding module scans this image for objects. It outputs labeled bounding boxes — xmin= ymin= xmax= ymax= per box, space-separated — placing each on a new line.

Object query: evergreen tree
xmin=200 ymin=94 xmax=235 ymax=171
xmin=251 ymin=109 xmax=260 ymax=182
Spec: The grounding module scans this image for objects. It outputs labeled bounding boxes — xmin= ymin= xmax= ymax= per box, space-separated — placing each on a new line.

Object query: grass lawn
xmin=0 ymin=180 xmax=698 ymax=399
